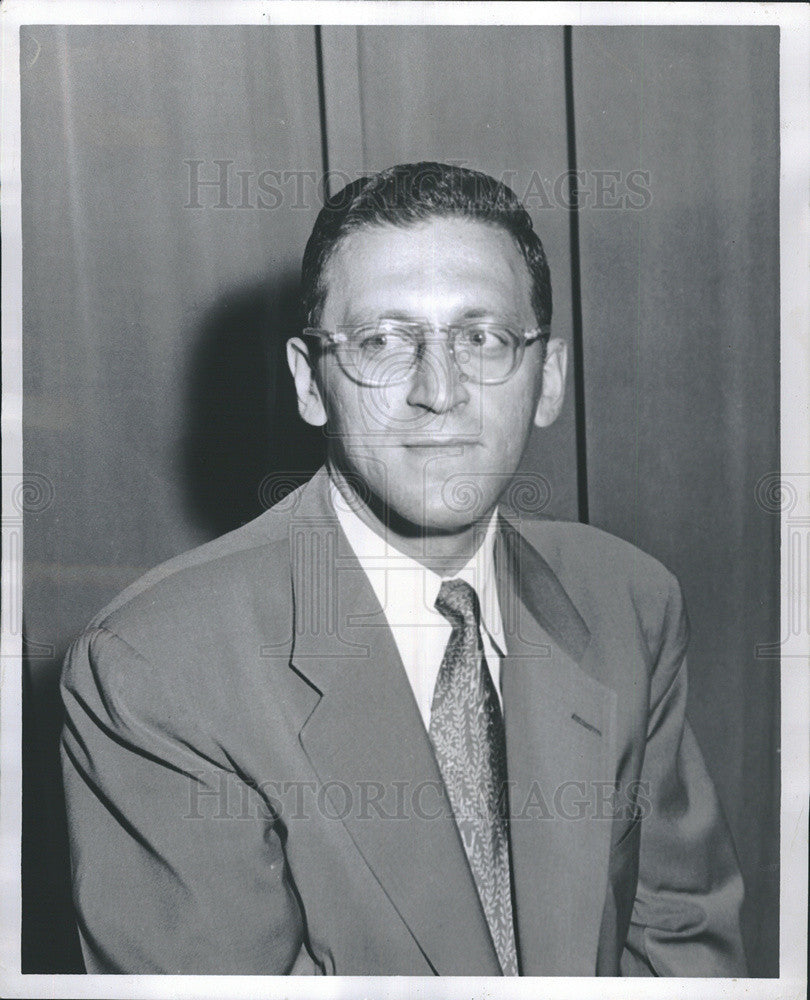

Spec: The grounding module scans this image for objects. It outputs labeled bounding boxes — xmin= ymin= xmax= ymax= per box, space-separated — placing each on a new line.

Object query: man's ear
xmin=286 ymin=337 xmax=327 ymax=427
xmin=533 ymin=337 xmax=567 ymax=428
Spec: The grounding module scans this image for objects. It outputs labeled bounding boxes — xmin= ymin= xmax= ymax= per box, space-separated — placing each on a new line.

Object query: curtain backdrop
xmin=20 ymin=25 xmax=779 ymax=975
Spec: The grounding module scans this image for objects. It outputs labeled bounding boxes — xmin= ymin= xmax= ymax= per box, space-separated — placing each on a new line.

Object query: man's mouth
xmin=401 ymin=437 xmax=480 ymax=449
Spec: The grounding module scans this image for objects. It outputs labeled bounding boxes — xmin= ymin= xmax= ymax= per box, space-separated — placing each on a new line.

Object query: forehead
xmin=320 ymin=217 xmax=534 ymax=324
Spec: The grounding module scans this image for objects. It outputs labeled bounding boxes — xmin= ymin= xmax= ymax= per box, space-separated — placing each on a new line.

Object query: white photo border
xmin=1 ymin=2 xmax=807 ymax=998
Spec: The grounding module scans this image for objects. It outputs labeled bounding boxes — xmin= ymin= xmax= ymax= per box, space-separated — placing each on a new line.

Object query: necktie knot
xmin=435 ymin=578 xmax=481 ymax=630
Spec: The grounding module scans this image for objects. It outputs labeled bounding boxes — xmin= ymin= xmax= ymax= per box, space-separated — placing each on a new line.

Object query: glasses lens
xmin=332 ymin=321 xmax=523 ymax=386
xmin=338 ymin=323 xmax=418 ymax=386
xmin=454 ymin=324 xmax=519 ymax=383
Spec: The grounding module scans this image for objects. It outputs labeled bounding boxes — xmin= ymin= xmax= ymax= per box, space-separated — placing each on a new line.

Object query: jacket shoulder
xmin=82 ymin=497 xmax=300 ymax=659
xmin=516 ymin=517 xmax=675 ymax=587
xmin=512 ymin=517 xmax=684 ymax=649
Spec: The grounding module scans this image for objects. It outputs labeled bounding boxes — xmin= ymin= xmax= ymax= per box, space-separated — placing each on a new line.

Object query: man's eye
xmin=461 ymin=326 xmax=511 ymax=351
xmin=357 ymin=327 xmax=413 ymax=351
xmin=361 ymin=333 xmax=388 ymax=350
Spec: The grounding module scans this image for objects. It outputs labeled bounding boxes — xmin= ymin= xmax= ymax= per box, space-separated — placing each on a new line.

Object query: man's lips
xmin=400 ymin=437 xmax=481 ymax=449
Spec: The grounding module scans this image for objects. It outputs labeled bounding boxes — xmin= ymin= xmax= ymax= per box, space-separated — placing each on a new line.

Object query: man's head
xmin=287 ymin=162 xmax=567 ymax=543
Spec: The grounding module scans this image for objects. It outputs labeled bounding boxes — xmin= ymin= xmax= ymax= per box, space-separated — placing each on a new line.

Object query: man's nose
xmin=405 ymin=338 xmax=470 ymax=413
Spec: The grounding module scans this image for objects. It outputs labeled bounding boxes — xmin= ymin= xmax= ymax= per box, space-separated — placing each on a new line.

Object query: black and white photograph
xmin=1 ymin=2 xmax=807 ymax=997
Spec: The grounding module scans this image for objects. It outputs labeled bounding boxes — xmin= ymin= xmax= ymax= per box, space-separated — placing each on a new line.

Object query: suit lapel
xmin=289 ymin=473 xmax=501 ymax=976
xmin=285 ymin=475 xmax=616 ymax=976
xmin=496 ymin=518 xmax=617 ymax=976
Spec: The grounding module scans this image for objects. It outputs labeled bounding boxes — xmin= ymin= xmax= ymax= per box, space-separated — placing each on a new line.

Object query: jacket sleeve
xmin=60 ymin=625 xmax=313 ymax=974
xmin=621 ymin=574 xmax=748 ymax=976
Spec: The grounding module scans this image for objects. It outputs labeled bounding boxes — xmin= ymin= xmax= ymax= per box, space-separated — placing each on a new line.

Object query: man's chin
xmin=383 ymin=498 xmax=497 ymax=538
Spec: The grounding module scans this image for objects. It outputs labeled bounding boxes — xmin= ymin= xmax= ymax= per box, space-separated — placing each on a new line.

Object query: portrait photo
xmin=1 ymin=3 xmax=807 ymax=999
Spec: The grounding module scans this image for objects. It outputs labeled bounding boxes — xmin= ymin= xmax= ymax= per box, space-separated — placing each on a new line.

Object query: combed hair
xmin=301 ymin=162 xmax=552 ymax=329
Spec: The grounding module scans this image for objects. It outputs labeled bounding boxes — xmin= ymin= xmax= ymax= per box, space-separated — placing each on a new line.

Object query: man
xmin=61 ymin=162 xmax=747 ymax=976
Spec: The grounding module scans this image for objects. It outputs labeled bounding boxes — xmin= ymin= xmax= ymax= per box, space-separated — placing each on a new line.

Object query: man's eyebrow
xmin=339 ymin=308 xmax=415 ymax=327
xmin=456 ymin=307 xmax=507 ymax=321
xmin=453 ymin=307 xmax=526 ymax=326
xmin=339 ymin=307 xmax=522 ymax=326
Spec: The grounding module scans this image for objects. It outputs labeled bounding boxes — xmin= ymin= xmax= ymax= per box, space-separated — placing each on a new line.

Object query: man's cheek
xmin=487 ymin=415 xmax=527 ymax=465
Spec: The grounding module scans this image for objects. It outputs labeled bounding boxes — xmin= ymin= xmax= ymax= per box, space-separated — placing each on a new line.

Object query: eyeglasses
xmin=302 ymin=320 xmax=549 ymax=387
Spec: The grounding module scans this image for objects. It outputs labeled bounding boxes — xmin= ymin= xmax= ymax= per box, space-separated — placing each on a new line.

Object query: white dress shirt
xmin=330 ymin=480 xmax=506 ymax=729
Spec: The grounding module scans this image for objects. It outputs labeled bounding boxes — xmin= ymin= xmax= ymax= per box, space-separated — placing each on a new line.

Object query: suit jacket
xmin=60 ymin=467 xmax=747 ymax=975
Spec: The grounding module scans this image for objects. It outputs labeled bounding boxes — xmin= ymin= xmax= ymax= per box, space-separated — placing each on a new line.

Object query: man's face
xmin=289 ymin=217 xmax=566 ymax=534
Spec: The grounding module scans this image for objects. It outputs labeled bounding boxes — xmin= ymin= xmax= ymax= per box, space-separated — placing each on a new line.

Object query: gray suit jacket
xmin=61 ymin=468 xmax=747 ymax=975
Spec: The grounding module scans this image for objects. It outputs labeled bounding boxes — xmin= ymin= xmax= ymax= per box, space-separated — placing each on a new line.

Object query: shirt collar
xmin=329 ymin=478 xmax=505 ymax=653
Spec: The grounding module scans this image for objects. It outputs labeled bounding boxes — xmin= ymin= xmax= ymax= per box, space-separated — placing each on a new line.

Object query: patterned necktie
xmin=429 ymin=578 xmax=519 ymax=976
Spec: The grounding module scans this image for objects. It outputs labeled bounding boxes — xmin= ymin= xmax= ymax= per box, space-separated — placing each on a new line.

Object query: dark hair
xmin=300 ymin=161 xmax=552 ymax=329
